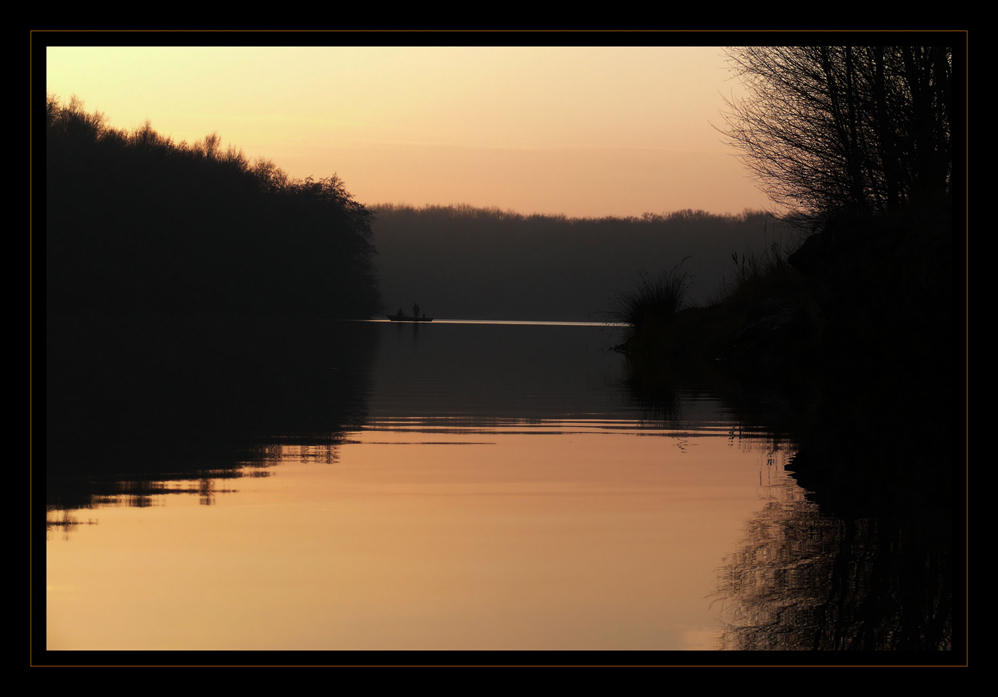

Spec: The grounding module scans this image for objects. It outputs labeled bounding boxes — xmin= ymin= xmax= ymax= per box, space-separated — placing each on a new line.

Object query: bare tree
xmin=719 ymin=45 xmax=952 ymax=220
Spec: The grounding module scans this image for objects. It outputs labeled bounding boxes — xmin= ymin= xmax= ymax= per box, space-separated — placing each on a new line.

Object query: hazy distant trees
xmin=720 ymin=46 xmax=953 ymax=218
xmin=46 ymin=95 xmax=381 ymax=319
xmin=370 ymin=203 xmax=791 ymax=321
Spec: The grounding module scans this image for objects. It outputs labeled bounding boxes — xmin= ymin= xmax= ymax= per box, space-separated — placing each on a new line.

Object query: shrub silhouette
xmin=607 ymin=263 xmax=693 ymax=329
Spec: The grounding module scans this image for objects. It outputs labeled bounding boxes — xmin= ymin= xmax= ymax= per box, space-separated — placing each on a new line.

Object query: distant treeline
xmin=370 ymin=203 xmax=798 ymax=321
xmin=46 ymin=96 xmax=381 ymax=319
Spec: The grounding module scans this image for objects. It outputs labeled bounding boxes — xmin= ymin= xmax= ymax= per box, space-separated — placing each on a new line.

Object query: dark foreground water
xmin=42 ymin=318 xmax=957 ymax=659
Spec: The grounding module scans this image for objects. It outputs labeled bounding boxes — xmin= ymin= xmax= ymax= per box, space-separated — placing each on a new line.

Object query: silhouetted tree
xmin=720 ymin=45 xmax=953 ymax=218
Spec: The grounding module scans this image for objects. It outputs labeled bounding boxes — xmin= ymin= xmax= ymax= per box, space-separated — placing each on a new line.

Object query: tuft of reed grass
xmin=607 ymin=260 xmax=694 ymax=328
xmin=711 ymin=241 xmax=799 ymax=305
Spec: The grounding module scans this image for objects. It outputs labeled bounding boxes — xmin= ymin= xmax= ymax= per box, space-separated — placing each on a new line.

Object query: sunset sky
xmin=44 ymin=42 xmax=776 ymax=219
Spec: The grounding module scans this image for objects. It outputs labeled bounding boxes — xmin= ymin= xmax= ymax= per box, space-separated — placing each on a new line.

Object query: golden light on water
xmin=47 ymin=424 xmax=787 ymax=651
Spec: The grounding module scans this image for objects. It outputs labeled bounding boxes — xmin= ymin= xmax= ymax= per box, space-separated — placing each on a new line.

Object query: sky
xmin=44 ymin=43 xmax=776 ymax=219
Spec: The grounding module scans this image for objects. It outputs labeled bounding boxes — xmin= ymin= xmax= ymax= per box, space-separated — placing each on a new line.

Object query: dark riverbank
xmin=614 ymin=203 xmax=961 ymax=652
xmin=43 ymin=95 xmax=388 ymax=518
xmin=615 ymin=202 xmax=960 ymax=509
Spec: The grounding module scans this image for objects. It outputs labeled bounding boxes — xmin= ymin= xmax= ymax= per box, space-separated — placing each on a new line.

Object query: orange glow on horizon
xmin=45 ymin=45 xmax=775 ymax=218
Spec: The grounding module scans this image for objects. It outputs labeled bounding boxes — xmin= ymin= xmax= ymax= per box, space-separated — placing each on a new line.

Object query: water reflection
xmin=621 ymin=336 xmax=956 ymax=656
xmin=42 ymin=319 xmax=956 ymax=656
xmin=714 ymin=468 xmax=952 ymax=651
xmin=45 ymin=316 xmax=378 ymax=529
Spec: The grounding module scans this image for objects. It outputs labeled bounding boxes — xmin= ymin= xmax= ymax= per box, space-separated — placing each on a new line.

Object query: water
xmin=42 ymin=319 xmax=954 ymax=658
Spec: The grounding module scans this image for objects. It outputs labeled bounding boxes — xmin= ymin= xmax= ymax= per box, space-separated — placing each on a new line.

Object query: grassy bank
xmin=613 ymin=237 xmax=817 ymax=389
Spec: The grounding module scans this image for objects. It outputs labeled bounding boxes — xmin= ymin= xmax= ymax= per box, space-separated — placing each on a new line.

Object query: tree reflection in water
xmin=713 ymin=463 xmax=952 ymax=651
xmin=45 ymin=317 xmax=379 ymax=531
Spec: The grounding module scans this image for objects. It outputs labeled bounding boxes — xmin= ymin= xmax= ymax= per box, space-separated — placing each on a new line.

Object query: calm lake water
xmin=43 ymin=318 xmax=954 ymax=658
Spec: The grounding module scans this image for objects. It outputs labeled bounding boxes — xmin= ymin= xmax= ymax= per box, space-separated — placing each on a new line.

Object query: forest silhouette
xmin=46 ymin=95 xmax=381 ymax=320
